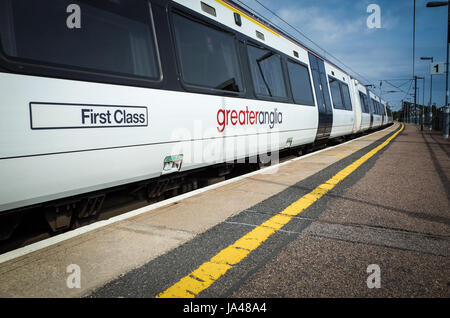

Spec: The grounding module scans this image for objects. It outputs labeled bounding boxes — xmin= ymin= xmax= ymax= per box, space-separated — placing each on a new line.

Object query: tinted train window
xmin=368 ymin=98 xmax=374 ymax=114
xmin=371 ymin=99 xmax=378 ymax=114
xmin=247 ymin=44 xmax=287 ymax=99
xmin=329 ymin=77 xmax=345 ymax=110
xmin=341 ymin=83 xmax=353 ymax=111
xmin=286 ymin=60 xmax=315 ymax=106
xmin=172 ymin=12 xmax=242 ymax=93
xmin=0 ymin=0 xmax=160 ymax=79
xmin=359 ymin=92 xmax=369 ymax=113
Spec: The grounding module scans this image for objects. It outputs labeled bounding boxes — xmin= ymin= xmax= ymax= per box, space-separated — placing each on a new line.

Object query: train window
xmin=365 ymin=96 xmax=370 ymax=113
xmin=0 ymin=0 xmax=160 ymax=80
xmin=359 ymin=92 xmax=369 ymax=113
xmin=368 ymin=98 xmax=374 ymax=114
xmin=340 ymin=82 xmax=353 ymax=111
xmin=247 ymin=44 xmax=287 ymax=99
xmin=286 ymin=60 xmax=315 ymax=106
xmin=329 ymin=77 xmax=345 ymax=110
xmin=372 ymin=99 xmax=379 ymax=114
xmin=172 ymin=12 xmax=243 ymax=93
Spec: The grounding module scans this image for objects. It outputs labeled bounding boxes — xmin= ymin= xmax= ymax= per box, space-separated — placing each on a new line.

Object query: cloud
xmin=277 ymin=6 xmax=366 ymax=47
xmin=272 ymin=3 xmax=408 ymax=85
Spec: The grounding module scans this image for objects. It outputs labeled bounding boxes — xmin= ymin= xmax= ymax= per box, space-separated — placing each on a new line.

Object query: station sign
xmin=430 ymin=62 xmax=445 ymax=75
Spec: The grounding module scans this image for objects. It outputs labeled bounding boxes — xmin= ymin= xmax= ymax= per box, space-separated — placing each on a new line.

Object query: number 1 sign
xmin=430 ymin=62 xmax=445 ymax=75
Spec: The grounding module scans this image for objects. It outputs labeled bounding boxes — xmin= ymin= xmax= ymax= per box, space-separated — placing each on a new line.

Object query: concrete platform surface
xmin=231 ymin=124 xmax=450 ymax=297
xmin=3 ymin=123 xmax=448 ymax=298
xmin=89 ymin=123 xmax=449 ymax=298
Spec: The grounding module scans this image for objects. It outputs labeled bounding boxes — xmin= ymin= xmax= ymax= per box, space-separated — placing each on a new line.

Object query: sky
xmin=238 ymin=0 xmax=449 ymax=111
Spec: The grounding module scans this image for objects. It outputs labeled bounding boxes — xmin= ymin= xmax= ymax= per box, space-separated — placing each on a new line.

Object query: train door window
xmin=0 ymin=0 xmax=160 ymax=80
xmin=371 ymin=99 xmax=377 ymax=114
xmin=340 ymin=82 xmax=353 ymax=111
xmin=365 ymin=96 xmax=370 ymax=113
xmin=329 ymin=76 xmax=345 ymax=110
xmin=247 ymin=44 xmax=287 ymax=99
xmin=172 ymin=12 xmax=243 ymax=93
xmin=286 ymin=60 xmax=315 ymax=106
xmin=359 ymin=92 xmax=369 ymax=113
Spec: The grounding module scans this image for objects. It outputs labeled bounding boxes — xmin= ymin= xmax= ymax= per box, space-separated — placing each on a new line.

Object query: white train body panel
xmin=356 ymin=83 xmax=371 ymax=132
xmin=324 ymin=64 xmax=354 ymax=138
xmin=0 ymin=71 xmax=317 ymax=211
xmin=349 ymin=79 xmax=363 ymax=133
xmin=369 ymin=92 xmax=382 ymax=128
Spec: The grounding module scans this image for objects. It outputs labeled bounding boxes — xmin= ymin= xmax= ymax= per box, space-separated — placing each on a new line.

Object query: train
xmin=0 ymin=0 xmax=393 ymax=240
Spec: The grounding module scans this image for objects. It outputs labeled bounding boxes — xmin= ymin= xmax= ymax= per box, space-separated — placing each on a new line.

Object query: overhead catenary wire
xmin=383 ymin=79 xmax=414 ymax=96
xmin=233 ymin=0 xmax=374 ymax=85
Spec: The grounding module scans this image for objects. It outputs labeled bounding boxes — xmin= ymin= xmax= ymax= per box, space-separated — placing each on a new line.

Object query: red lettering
xmin=217 ymin=109 xmax=225 ymax=133
xmin=231 ymin=110 xmax=238 ymax=125
xmin=249 ymin=111 xmax=255 ymax=124
xmin=239 ymin=110 xmax=245 ymax=125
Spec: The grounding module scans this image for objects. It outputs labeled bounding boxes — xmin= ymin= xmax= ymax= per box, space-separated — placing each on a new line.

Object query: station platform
xmin=0 ymin=122 xmax=448 ymax=298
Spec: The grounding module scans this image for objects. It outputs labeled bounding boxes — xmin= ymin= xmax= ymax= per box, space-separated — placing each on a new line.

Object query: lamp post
xmin=426 ymin=1 xmax=449 ymax=138
xmin=419 ymin=76 xmax=425 ymax=129
xmin=420 ymin=56 xmax=434 ymax=130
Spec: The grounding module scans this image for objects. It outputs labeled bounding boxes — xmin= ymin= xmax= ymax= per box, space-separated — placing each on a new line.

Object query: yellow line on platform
xmin=156 ymin=124 xmax=404 ymax=298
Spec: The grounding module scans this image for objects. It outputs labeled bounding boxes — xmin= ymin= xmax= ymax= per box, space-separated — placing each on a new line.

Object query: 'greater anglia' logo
xmin=217 ymin=106 xmax=283 ymax=133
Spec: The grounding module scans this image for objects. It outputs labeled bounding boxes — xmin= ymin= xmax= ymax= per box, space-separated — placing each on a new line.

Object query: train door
xmin=366 ymin=88 xmax=374 ymax=129
xmin=309 ymin=53 xmax=333 ymax=141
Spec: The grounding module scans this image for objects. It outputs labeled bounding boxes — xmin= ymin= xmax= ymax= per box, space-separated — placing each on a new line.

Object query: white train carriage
xmin=349 ymin=78 xmax=363 ymax=134
xmin=0 ymin=0 xmax=391 ymax=238
xmin=369 ymin=92 xmax=383 ymax=129
xmin=354 ymin=81 xmax=372 ymax=132
xmin=386 ymin=104 xmax=394 ymax=124
xmin=325 ymin=63 xmax=355 ymax=139
xmin=381 ymin=99 xmax=391 ymax=125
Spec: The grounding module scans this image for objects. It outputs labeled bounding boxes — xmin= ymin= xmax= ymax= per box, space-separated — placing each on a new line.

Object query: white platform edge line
xmin=0 ymin=124 xmax=397 ymax=264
